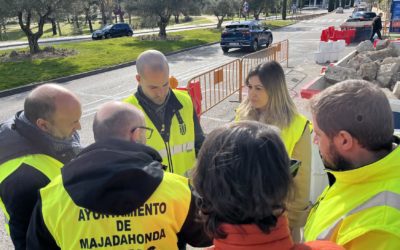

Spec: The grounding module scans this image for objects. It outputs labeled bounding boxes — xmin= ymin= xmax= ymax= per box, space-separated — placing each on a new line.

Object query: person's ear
xmin=130 ymin=128 xmax=140 ymax=143
xmin=136 ymin=74 xmax=141 ymax=85
xmin=36 ymin=118 xmax=50 ymax=133
xmin=333 ymin=130 xmax=354 ymax=152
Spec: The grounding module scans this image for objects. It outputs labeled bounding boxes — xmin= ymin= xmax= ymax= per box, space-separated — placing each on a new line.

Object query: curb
xmin=0 ymin=41 xmax=220 ymax=98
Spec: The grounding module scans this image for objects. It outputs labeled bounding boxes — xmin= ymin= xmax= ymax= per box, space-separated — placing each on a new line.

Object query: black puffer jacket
xmin=0 ymin=111 xmax=80 ymax=250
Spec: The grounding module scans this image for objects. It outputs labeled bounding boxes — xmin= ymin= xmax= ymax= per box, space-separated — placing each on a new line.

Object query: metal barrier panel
xmin=187 ymin=59 xmax=242 ymax=115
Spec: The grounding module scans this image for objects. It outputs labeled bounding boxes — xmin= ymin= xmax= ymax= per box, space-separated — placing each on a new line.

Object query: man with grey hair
xmin=124 ymin=49 xmax=204 ymax=177
xmin=27 ymin=101 xmax=211 ymax=250
xmin=304 ymin=80 xmax=400 ymax=248
xmin=0 ymin=84 xmax=82 ymax=249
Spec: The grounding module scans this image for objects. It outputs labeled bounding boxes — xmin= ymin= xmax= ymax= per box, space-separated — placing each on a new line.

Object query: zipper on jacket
xmin=165 ymin=142 xmax=174 ymax=173
xmin=160 ymin=123 xmax=174 ymax=173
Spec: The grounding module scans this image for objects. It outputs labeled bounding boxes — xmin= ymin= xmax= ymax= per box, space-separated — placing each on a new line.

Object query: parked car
xmin=220 ymin=20 xmax=273 ymax=53
xmin=92 ymin=23 xmax=133 ymax=40
xmin=336 ymin=7 xmax=344 ymax=13
xmin=346 ymin=11 xmax=376 ymax=22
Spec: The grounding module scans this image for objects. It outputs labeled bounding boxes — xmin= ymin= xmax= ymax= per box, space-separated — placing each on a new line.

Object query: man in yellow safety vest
xmin=26 ymin=101 xmax=211 ymax=250
xmin=124 ymin=50 xmax=204 ymax=177
xmin=305 ymin=80 xmax=400 ymax=249
xmin=0 ymin=84 xmax=82 ymax=249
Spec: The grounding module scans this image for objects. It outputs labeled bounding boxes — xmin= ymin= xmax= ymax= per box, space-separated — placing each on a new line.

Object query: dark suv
xmin=220 ymin=20 xmax=273 ymax=53
xmin=347 ymin=11 xmax=376 ymax=22
xmin=92 ymin=23 xmax=133 ymax=40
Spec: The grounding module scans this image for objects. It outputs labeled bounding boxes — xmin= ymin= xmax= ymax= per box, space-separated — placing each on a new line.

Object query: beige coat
xmin=287 ymin=127 xmax=312 ymax=242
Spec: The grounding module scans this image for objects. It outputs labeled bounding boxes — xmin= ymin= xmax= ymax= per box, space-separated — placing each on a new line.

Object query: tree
xmin=264 ymin=0 xmax=279 ymax=16
xmin=247 ymin=0 xmax=266 ymax=20
xmin=82 ymin=0 xmax=99 ymax=33
xmin=124 ymin=0 xmax=138 ymax=25
xmin=282 ymin=0 xmax=287 ymax=20
xmin=98 ymin=0 xmax=114 ymax=25
xmin=113 ymin=0 xmax=125 ymax=23
xmin=135 ymin=0 xmax=181 ymax=38
xmin=181 ymin=0 xmax=205 ymax=20
xmin=328 ymin=0 xmax=335 ymax=11
xmin=1 ymin=0 xmax=77 ymax=54
xmin=205 ymin=0 xmax=240 ymax=29
xmin=0 ymin=1 xmax=9 ymax=40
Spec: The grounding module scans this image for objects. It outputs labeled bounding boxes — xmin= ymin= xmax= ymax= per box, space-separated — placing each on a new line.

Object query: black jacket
xmin=26 ymin=139 xmax=211 ymax=249
xmin=372 ymin=16 xmax=382 ymax=31
xmin=135 ymin=88 xmax=205 ymax=156
xmin=0 ymin=112 xmax=78 ymax=250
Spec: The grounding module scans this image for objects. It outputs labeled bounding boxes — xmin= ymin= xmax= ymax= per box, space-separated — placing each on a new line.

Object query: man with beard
xmin=0 ymin=84 xmax=82 ymax=249
xmin=304 ymin=80 xmax=400 ymax=249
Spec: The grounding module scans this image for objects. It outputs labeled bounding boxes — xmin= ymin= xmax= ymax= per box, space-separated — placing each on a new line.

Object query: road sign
xmin=390 ymin=0 xmax=400 ymax=32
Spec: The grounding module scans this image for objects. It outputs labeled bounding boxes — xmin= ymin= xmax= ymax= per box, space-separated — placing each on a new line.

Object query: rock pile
xmin=324 ymin=40 xmax=400 ymax=99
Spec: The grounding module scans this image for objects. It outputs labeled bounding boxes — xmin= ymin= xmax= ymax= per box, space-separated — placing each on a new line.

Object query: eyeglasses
xmin=130 ymin=126 xmax=154 ymax=139
xmin=290 ymin=159 xmax=301 ymax=178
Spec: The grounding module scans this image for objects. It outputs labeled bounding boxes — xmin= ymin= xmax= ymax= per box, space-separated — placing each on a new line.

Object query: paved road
xmin=0 ymin=9 xmax=357 ymax=249
xmin=0 ymin=10 xmax=328 ymax=50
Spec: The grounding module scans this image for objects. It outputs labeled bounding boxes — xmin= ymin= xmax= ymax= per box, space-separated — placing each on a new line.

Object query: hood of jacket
xmin=0 ymin=111 xmax=82 ymax=165
xmin=62 ymin=138 xmax=164 ymax=215
xmin=0 ymin=112 xmax=41 ymax=165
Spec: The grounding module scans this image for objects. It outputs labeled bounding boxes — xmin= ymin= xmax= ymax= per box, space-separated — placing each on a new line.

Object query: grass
xmin=0 ymin=16 xmax=213 ymax=41
xmin=0 ymin=22 xmax=103 ymax=41
xmin=0 ymin=19 xmax=295 ymax=91
xmin=263 ymin=20 xmax=295 ymax=29
xmin=173 ymin=17 xmax=213 ymax=26
xmin=222 ymin=17 xmax=295 ymax=29
xmin=0 ymin=29 xmax=221 ymax=90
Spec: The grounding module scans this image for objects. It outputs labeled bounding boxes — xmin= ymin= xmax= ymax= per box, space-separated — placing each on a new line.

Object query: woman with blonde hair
xmin=236 ymin=60 xmax=312 ymax=242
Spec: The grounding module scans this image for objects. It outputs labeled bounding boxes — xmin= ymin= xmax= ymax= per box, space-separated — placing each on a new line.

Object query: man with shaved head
xmin=0 ymin=84 xmax=82 ymax=249
xmin=124 ymin=49 xmax=204 ymax=177
xmin=27 ymin=101 xmax=211 ymax=250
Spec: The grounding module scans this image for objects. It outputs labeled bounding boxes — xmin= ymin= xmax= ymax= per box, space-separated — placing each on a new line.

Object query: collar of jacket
xmin=62 ymin=139 xmax=164 ymax=215
xmin=326 ymin=141 xmax=400 ymax=185
xmin=0 ymin=110 xmax=72 ymax=164
xmin=135 ymin=87 xmax=184 ymax=142
xmin=135 ymin=86 xmax=183 ymax=114
xmin=212 ymin=216 xmax=294 ymax=250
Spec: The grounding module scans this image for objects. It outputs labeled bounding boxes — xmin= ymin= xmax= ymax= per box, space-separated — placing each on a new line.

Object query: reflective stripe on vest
xmin=0 ymin=154 xmax=63 ymax=234
xmin=158 ymin=142 xmax=194 ymax=159
xmin=317 ymin=191 xmax=400 ymax=240
xmin=124 ymin=90 xmax=196 ymax=176
xmin=40 ymin=172 xmax=191 ymax=250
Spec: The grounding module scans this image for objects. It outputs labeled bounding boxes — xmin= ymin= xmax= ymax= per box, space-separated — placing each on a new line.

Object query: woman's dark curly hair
xmin=192 ymin=121 xmax=292 ymax=238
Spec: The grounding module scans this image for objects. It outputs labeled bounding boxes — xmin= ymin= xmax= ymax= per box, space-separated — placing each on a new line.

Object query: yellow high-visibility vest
xmin=235 ymin=112 xmax=309 ymax=157
xmin=124 ymin=90 xmax=196 ymax=176
xmin=280 ymin=114 xmax=309 ymax=157
xmin=0 ymin=154 xmax=62 ymax=233
xmin=40 ymin=172 xmax=192 ymax=250
xmin=304 ymin=146 xmax=400 ymax=248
